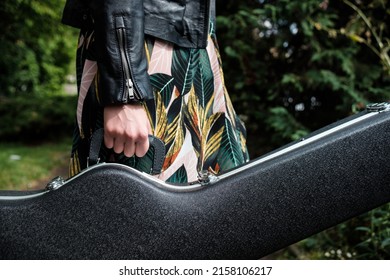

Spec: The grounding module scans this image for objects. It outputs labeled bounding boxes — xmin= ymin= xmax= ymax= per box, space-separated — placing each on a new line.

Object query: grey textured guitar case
xmin=1 ymin=103 xmax=390 ymax=260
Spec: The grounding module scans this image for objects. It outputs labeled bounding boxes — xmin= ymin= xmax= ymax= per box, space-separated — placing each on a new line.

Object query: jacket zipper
xmin=116 ymin=24 xmax=141 ymax=102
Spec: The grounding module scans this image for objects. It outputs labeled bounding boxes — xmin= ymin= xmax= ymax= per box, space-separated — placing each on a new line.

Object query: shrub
xmin=0 ymin=94 xmax=77 ymax=142
xmin=0 ymin=0 xmax=77 ymax=97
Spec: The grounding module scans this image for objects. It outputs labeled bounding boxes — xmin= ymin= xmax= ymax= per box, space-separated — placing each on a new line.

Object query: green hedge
xmin=0 ymin=95 xmax=77 ymax=142
xmin=0 ymin=0 xmax=77 ymax=97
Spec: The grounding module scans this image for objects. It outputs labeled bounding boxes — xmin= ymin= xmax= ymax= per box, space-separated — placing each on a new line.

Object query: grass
xmin=0 ymin=139 xmax=71 ymax=190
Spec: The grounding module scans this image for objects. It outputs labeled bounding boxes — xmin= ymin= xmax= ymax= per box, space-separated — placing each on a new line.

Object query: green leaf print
xmin=193 ymin=49 xmax=214 ymax=111
xmin=134 ymin=148 xmax=155 ymax=174
xmin=150 ymin=73 xmax=175 ymax=108
xmin=166 ymin=165 xmax=188 ymax=184
xmin=216 ymin=118 xmax=245 ymax=171
xmin=171 ymin=47 xmax=196 ymax=96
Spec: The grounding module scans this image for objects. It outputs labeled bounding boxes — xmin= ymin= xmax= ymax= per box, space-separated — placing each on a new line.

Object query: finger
xmin=134 ymin=126 xmax=150 ymax=157
xmin=146 ymin=121 xmax=152 ymax=135
xmin=123 ymin=140 xmax=136 ymax=158
xmin=135 ymin=137 xmax=149 ymax=157
xmin=104 ymin=133 xmax=114 ymax=149
xmin=113 ymin=137 xmax=125 ymax=154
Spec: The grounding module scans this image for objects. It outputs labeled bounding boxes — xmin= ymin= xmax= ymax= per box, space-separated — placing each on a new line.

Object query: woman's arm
xmin=89 ymin=0 xmax=153 ymax=157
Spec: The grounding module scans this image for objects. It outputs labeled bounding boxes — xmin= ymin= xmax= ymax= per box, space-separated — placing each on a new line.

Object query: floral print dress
xmin=69 ymin=25 xmax=249 ymax=183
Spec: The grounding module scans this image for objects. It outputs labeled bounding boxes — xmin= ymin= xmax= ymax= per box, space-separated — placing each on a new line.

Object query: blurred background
xmin=0 ymin=0 xmax=389 ymax=259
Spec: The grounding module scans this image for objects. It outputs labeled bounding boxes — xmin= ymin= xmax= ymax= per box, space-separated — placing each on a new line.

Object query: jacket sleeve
xmin=89 ymin=0 xmax=153 ymax=105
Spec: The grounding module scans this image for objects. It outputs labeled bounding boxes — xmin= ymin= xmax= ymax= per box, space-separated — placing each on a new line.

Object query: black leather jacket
xmin=62 ymin=0 xmax=215 ymax=104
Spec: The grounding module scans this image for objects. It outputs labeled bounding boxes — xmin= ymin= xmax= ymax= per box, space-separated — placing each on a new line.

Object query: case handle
xmin=88 ymin=128 xmax=165 ymax=175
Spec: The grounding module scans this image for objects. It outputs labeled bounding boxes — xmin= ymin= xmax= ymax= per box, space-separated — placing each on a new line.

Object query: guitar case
xmin=1 ymin=103 xmax=390 ymax=260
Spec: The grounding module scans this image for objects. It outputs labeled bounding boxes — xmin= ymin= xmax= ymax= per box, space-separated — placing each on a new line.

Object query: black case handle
xmin=88 ymin=128 xmax=165 ymax=175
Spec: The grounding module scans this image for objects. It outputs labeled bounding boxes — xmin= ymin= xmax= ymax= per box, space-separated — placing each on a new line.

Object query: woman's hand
xmin=104 ymin=104 xmax=151 ymax=157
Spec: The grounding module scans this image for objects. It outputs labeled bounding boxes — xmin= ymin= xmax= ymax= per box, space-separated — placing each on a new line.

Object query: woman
xmin=62 ymin=0 xmax=249 ymax=183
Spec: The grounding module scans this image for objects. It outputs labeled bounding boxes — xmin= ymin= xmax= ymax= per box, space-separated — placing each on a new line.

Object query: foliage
xmin=0 ymin=95 xmax=77 ymax=142
xmin=216 ymin=0 xmax=390 ymax=149
xmin=341 ymin=0 xmax=390 ymax=75
xmin=0 ymin=0 xmax=77 ymax=97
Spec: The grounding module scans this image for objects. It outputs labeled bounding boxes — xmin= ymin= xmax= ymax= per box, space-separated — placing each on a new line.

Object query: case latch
xmin=366 ymin=102 xmax=390 ymax=112
xmin=46 ymin=176 xmax=65 ymax=191
xmin=197 ymin=170 xmax=219 ymax=185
